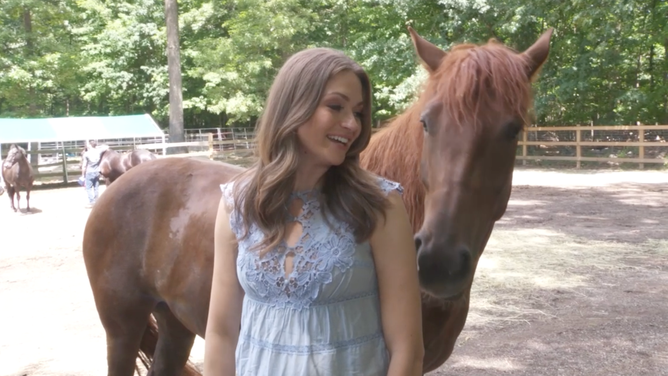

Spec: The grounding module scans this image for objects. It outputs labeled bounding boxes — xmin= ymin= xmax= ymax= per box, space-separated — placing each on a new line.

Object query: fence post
xmin=639 ymin=125 xmax=645 ymax=169
xmin=61 ymin=143 xmax=69 ymax=184
xmin=522 ymin=128 xmax=527 ymax=166
xmin=576 ymin=124 xmax=581 ymax=169
xmin=208 ymin=133 xmax=214 ymax=160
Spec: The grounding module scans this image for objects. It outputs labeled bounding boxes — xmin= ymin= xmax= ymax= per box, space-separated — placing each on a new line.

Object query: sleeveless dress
xmin=220 ymin=177 xmax=403 ymax=376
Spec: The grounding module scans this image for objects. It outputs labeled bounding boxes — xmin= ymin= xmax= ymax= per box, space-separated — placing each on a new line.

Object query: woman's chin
xmin=329 ymin=156 xmax=347 ymax=167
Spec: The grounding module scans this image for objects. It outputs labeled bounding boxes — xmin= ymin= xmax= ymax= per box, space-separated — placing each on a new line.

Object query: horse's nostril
xmin=414 ymin=236 xmax=422 ymax=253
xmin=458 ymin=247 xmax=472 ymax=276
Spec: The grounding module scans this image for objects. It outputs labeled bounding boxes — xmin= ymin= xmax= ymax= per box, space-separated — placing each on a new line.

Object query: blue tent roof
xmin=0 ymin=114 xmax=165 ymax=143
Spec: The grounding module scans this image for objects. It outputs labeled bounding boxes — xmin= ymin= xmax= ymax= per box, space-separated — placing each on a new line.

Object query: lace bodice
xmin=220 ymin=177 xmax=403 ymax=309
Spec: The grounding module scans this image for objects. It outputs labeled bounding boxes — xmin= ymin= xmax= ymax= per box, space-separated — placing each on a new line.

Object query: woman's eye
xmin=328 ymin=105 xmax=343 ymax=111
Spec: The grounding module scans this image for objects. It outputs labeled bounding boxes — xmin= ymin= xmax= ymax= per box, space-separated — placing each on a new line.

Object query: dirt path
xmin=0 ymin=168 xmax=666 ymax=376
xmin=430 ymin=169 xmax=668 ymax=376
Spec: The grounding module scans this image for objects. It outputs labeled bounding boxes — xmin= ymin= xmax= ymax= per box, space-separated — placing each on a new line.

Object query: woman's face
xmin=296 ymin=70 xmax=365 ymax=168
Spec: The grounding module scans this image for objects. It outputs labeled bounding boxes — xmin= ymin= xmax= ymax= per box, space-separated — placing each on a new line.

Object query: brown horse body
xmin=99 ymin=148 xmax=157 ymax=184
xmin=2 ymin=144 xmax=34 ymax=212
xmin=84 ymin=159 xmax=242 ymax=376
xmin=83 ymin=28 xmax=552 ymax=375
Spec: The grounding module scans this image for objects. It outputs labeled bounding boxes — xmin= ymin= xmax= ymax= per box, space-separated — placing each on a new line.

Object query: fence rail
xmin=187 ymin=124 xmax=668 ymax=169
xmin=5 ymin=124 xmax=666 ymax=186
xmin=518 ymin=124 xmax=668 ymax=168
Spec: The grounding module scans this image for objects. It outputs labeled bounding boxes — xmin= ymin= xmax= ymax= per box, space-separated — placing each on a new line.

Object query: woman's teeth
xmin=327 ymin=135 xmax=349 ymax=144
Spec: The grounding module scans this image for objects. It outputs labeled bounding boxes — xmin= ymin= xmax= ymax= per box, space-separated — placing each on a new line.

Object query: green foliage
xmin=0 ymin=0 xmax=666 ymax=128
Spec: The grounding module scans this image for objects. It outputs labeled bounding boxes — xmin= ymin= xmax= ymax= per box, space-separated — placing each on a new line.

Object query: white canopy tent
xmin=0 ymin=113 xmax=167 ymax=157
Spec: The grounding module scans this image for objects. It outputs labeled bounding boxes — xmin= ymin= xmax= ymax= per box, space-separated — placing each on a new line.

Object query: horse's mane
xmin=361 ymin=106 xmax=425 ymax=231
xmin=430 ymin=40 xmax=533 ymax=128
xmin=361 ymin=39 xmax=534 ymax=231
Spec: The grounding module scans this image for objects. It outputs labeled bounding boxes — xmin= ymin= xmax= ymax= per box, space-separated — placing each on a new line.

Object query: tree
xmin=165 ymin=0 xmax=185 ymax=152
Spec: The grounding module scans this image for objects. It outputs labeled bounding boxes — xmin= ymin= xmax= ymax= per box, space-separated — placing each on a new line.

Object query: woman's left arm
xmin=370 ymin=190 xmax=424 ymax=376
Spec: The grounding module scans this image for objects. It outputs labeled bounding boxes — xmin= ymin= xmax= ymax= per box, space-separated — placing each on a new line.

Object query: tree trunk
xmin=664 ymin=39 xmax=668 ymax=124
xmin=24 ymin=7 xmax=38 ymax=117
xmin=165 ymin=0 xmax=186 ymax=154
xmin=23 ymin=7 xmax=40 ymax=169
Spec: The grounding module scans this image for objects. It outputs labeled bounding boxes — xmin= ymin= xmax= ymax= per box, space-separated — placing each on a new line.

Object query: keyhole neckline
xmin=290 ymin=188 xmax=321 ymax=196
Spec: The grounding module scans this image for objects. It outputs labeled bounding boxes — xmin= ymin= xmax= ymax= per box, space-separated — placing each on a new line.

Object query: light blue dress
xmin=220 ymin=177 xmax=403 ymax=376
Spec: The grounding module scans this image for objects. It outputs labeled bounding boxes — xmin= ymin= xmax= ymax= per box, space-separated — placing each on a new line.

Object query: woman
xmin=204 ymin=47 xmax=423 ymax=376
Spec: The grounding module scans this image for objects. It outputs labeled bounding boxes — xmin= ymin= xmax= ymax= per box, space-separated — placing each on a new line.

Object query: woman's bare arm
xmin=370 ymin=191 xmax=424 ymax=376
xmin=203 ymin=195 xmax=244 ymax=375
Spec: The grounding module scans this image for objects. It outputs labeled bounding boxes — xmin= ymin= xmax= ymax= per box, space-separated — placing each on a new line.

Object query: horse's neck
xmin=361 ymin=104 xmax=426 ymax=232
xmin=421 ymin=289 xmax=472 ymax=371
xmin=17 ymin=156 xmax=30 ymax=169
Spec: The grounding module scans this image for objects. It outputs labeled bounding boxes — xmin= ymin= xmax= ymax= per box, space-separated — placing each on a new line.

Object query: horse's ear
xmin=521 ymin=28 xmax=553 ymax=80
xmin=408 ymin=26 xmax=447 ymax=72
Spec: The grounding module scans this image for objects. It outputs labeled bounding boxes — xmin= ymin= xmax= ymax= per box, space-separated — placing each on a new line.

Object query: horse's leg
xmin=147 ymin=302 xmax=198 ymax=376
xmin=94 ymin=293 xmax=155 ymax=376
xmin=25 ymin=186 xmax=31 ymax=212
xmin=15 ymin=189 xmax=21 ymax=211
xmin=93 ymin=174 xmax=100 ymax=203
xmin=7 ymin=186 xmax=16 ymax=212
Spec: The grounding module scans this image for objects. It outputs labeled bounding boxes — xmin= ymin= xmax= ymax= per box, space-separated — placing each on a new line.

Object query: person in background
xmin=204 ymin=47 xmax=424 ymax=376
xmin=81 ymin=140 xmax=103 ymax=208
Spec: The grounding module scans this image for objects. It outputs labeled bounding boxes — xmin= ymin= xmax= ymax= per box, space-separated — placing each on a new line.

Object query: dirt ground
xmin=0 ymin=168 xmax=666 ymax=376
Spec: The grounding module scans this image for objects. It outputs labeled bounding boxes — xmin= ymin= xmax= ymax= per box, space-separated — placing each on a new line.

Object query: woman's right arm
xmin=203 ymin=195 xmax=244 ymax=375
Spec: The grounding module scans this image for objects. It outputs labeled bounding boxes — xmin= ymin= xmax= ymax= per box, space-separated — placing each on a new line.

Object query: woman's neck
xmin=293 ymin=161 xmax=328 ymax=193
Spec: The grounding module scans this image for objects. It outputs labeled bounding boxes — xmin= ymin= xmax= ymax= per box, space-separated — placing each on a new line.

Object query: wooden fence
xmin=165 ymin=124 xmax=668 ymax=169
xmin=9 ymin=124 xmax=667 ymax=185
xmin=518 ymin=124 xmax=668 ymax=169
xmin=8 ymin=129 xmax=254 ymax=185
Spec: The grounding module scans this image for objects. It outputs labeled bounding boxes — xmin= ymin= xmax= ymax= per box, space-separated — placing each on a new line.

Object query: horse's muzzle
xmin=415 ymin=233 xmax=473 ymax=298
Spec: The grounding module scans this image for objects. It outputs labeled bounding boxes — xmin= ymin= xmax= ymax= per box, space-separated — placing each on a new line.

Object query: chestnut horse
xmin=99 ymin=147 xmax=157 ymax=184
xmin=2 ymin=144 xmax=34 ymax=212
xmin=83 ymin=27 xmax=552 ymax=375
xmin=361 ymin=27 xmax=552 ymax=371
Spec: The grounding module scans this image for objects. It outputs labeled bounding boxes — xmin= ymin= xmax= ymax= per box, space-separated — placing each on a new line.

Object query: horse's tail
xmin=137 ymin=314 xmax=203 ymax=376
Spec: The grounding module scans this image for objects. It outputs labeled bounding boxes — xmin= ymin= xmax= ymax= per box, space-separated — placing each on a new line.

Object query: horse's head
xmin=4 ymin=144 xmax=27 ymax=166
xmin=409 ymin=27 xmax=552 ymax=299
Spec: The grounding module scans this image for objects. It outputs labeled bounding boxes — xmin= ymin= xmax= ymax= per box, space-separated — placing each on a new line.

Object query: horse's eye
xmin=505 ymin=121 xmax=523 ymax=140
xmin=420 ymin=118 xmax=428 ymax=133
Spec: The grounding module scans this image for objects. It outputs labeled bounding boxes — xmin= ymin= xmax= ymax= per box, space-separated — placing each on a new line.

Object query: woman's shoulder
xmin=370 ymin=174 xmax=404 ymax=196
xmin=219 ymin=176 xmax=251 ymax=208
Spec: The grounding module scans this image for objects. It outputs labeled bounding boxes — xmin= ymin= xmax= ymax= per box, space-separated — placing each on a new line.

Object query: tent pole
xmin=62 ymin=143 xmax=69 ymax=184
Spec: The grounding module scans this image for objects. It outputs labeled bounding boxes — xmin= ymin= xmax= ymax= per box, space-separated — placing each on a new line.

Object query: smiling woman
xmin=296 ymin=71 xmax=365 ymax=170
xmin=203 ymin=47 xmax=424 ymax=376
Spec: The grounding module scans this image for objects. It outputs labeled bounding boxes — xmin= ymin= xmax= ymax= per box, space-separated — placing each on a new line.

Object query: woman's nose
xmin=341 ymin=111 xmax=359 ymax=131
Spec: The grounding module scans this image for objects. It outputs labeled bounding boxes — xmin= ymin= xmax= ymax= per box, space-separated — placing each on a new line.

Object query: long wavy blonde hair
xmin=231 ymin=47 xmax=391 ymax=253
